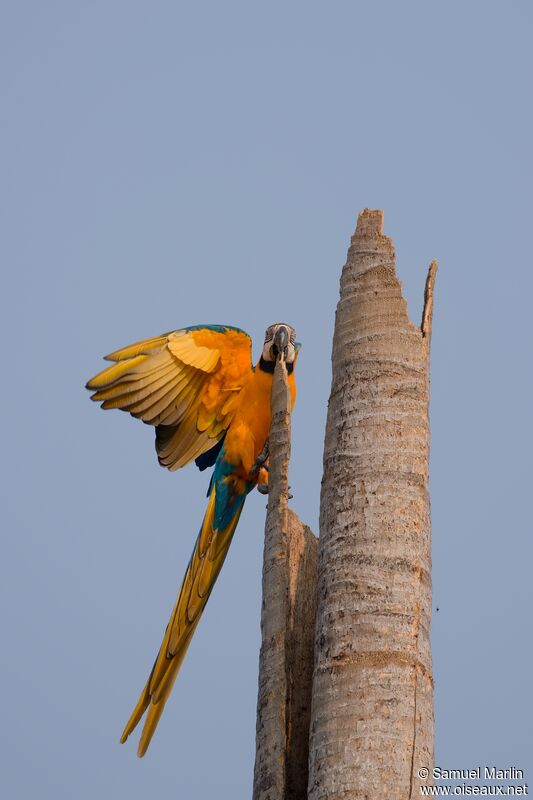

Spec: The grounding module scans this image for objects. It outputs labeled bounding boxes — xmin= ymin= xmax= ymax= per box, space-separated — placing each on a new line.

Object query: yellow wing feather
xmin=88 ymin=355 xmax=149 ymax=388
xmin=167 ymin=334 xmax=220 ymax=372
xmin=86 ymin=326 xmax=252 ymax=470
xmin=105 ymin=333 xmax=173 ymax=361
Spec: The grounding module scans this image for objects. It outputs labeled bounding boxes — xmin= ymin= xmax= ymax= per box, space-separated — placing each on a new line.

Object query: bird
xmin=86 ymin=322 xmax=299 ymax=756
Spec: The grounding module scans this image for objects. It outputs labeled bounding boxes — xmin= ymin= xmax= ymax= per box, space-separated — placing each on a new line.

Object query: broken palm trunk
xmin=253 ymin=359 xmax=318 ymax=800
xmin=308 ymin=210 xmax=437 ymax=800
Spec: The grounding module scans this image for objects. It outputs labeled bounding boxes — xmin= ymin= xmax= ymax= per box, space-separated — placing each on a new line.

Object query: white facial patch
xmin=262 ymin=323 xmax=297 ymax=363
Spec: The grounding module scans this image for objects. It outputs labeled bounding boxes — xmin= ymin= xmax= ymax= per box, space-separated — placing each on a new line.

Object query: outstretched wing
xmin=86 ymin=325 xmax=252 ymax=470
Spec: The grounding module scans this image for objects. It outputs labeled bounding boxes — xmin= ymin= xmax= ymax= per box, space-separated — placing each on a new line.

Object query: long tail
xmin=120 ymin=480 xmax=245 ymax=756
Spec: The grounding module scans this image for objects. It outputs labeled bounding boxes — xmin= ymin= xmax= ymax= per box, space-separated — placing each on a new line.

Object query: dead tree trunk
xmin=308 ymin=210 xmax=437 ymax=800
xmin=253 ymin=360 xmax=318 ymax=800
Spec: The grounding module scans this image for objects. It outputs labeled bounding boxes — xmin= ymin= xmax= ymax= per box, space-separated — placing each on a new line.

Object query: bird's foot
xmin=251 ymin=439 xmax=269 ymax=475
xmin=257 ymin=483 xmax=293 ymax=500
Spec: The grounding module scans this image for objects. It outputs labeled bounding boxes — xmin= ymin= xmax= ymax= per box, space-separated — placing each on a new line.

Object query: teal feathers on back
xmin=211 ymin=448 xmax=254 ymax=531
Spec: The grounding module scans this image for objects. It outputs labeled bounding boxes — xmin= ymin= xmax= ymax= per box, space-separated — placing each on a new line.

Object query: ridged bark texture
xmin=308 ymin=209 xmax=437 ymax=800
xmin=253 ymin=360 xmax=318 ymax=800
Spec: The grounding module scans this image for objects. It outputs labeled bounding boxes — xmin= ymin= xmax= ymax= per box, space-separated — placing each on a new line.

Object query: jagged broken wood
xmin=253 ymin=359 xmax=318 ymax=800
xmin=308 ymin=209 xmax=437 ymax=800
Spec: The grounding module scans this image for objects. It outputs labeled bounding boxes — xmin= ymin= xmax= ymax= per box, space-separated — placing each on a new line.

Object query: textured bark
xmin=308 ymin=210 xmax=437 ymax=800
xmin=253 ymin=360 xmax=318 ymax=800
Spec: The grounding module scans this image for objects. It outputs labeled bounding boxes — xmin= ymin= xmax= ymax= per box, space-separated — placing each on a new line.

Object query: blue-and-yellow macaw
xmin=86 ymin=323 xmax=299 ymax=756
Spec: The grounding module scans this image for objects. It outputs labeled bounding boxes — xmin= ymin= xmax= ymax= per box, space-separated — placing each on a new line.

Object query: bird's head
xmin=261 ymin=323 xmax=298 ymax=367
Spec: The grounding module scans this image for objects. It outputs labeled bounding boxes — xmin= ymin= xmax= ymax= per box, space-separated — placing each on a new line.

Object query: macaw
xmin=86 ymin=322 xmax=299 ymax=756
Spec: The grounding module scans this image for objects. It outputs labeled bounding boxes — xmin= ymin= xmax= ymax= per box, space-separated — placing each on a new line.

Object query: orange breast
xmin=223 ymin=365 xmax=296 ymax=476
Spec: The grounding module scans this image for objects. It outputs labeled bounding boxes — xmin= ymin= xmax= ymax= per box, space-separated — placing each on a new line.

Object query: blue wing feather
xmin=195 ymin=436 xmax=225 ymax=472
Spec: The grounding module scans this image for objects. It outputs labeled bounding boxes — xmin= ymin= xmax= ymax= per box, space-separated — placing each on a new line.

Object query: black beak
xmin=273 ymin=326 xmax=289 ymax=361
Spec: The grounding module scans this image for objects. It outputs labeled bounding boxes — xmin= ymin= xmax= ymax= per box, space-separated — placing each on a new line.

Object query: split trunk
xmin=308 ymin=209 xmax=436 ymax=800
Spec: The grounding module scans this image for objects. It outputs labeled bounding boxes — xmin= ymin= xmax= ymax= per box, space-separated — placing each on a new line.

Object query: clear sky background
xmin=2 ymin=2 xmax=532 ymax=797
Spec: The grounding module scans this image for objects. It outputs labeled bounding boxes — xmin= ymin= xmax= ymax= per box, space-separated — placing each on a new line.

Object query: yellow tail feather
xmin=120 ymin=483 xmax=244 ymax=756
